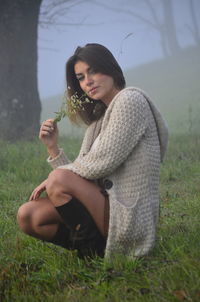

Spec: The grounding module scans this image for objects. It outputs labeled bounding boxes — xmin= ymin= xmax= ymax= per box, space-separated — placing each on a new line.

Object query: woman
xmin=17 ymin=43 xmax=168 ymax=259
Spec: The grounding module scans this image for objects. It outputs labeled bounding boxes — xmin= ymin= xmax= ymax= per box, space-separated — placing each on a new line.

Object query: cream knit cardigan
xmin=48 ymin=87 xmax=168 ymax=258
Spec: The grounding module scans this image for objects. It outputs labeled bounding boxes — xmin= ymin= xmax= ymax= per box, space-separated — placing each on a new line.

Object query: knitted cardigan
xmin=48 ymin=87 xmax=168 ymax=258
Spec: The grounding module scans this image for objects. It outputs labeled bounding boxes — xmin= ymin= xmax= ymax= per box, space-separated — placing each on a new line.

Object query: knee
xmin=17 ymin=202 xmax=33 ymax=234
xmin=46 ymin=169 xmax=73 ymax=199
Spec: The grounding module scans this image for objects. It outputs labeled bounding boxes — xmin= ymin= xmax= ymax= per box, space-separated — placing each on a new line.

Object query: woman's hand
xmin=39 ymin=119 xmax=59 ymax=158
xmin=29 ymin=179 xmax=48 ymax=201
xmin=39 ymin=119 xmax=58 ymax=148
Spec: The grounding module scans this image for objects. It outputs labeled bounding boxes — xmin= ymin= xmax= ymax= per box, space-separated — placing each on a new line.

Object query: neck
xmin=102 ymin=88 xmax=121 ymax=106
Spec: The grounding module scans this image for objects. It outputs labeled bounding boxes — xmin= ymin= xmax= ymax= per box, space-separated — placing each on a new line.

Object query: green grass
xmin=0 ymin=133 xmax=200 ymax=301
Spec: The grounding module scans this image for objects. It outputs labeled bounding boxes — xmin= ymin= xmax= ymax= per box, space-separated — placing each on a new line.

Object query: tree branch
xmin=39 ymin=0 xmax=103 ymax=28
xmin=188 ymin=0 xmax=200 ymax=44
xmin=143 ymin=0 xmax=161 ymax=27
xmin=91 ymin=0 xmax=160 ymax=31
xmin=39 ymin=0 xmax=92 ymax=27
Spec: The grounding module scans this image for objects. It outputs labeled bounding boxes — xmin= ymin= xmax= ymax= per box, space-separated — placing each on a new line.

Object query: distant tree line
xmin=94 ymin=0 xmax=200 ymax=57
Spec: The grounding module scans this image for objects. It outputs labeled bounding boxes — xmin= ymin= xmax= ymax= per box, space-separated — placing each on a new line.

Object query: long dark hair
xmin=66 ymin=43 xmax=126 ymax=125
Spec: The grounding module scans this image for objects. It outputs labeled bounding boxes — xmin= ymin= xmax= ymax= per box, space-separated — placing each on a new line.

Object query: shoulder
xmin=112 ymin=87 xmax=147 ymax=106
xmin=109 ymin=87 xmax=148 ymax=113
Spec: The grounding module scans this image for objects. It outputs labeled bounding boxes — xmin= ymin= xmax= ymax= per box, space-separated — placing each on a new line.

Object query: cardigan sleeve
xmin=58 ymin=90 xmax=148 ymax=179
xmin=47 ymin=148 xmax=71 ymax=169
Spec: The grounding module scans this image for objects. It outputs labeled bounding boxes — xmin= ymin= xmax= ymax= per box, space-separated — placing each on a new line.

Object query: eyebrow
xmin=75 ymin=67 xmax=92 ymax=77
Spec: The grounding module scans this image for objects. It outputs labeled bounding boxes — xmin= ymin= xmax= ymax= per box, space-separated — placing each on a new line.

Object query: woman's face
xmin=74 ymin=61 xmax=120 ymax=106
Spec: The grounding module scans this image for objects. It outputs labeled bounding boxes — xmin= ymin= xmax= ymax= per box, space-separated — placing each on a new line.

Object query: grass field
xmin=0 ymin=132 xmax=200 ymax=301
xmin=1 ymin=45 xmax=200 ymax=301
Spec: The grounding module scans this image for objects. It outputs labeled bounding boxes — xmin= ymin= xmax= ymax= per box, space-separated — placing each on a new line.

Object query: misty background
xmin=38 ymin=0 xmax=198 ymax=97
xmin=1 ymin=2 xmax=200 ymax=298
xmin=0 ymin=0 xmax=200 ymax=140
xmin=38 ymin=0 xmax=200 ymax=137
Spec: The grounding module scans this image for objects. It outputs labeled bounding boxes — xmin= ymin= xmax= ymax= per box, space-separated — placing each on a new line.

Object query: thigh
xmin=21 ymin=197 xmax=63 ymax=226
xmin=48 ymin=169 xmax=108 ymax=236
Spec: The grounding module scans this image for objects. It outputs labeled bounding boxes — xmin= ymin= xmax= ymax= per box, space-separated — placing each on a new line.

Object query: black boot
xmin=48 ymin=223 xmax=71 ymax=249
xmin=54 ymin=197 xmax=106 ymax=258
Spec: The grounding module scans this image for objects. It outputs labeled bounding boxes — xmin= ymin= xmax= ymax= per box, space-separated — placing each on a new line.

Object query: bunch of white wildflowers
xmin=54 ymin=89 xmax=93 ymax=122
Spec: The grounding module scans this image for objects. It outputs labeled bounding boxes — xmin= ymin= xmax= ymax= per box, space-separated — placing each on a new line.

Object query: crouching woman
xmin=17 ymin=43 xmax=168 ymax=259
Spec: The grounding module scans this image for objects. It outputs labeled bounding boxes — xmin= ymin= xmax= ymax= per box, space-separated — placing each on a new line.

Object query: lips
xmin=88 ymin=87 xmax=98 ymax=95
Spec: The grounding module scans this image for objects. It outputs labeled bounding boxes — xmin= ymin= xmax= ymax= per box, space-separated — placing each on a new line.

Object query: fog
xmin=37 ymin=0 xmax=200 ymax=136
xmin=38 ymin=0 xmax=199 ymax=99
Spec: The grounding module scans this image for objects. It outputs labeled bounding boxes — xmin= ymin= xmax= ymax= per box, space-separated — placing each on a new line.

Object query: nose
xmin=85 ymin=74 xmax=94 ymax=86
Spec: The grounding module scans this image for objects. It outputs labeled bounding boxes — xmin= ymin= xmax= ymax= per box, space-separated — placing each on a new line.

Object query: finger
xmin=40 ymin=128 xmax=56 ymax=138
xmin=41 ymin=122 xmax=54 ymax=130
xmin=42 ymin=119 xmax=55 ymax=128
xmin=36 ymin=187 xmax=46 ymax=199
xmin=40 ymin=130 xmax=51 ymax=138
xmin=46 ymin=118 xmax=54 ymax=123
xmin=34 ymin=192 xmax=40 ymax=200
xmin=41 ymin=125 xmax=55 ymax=133
xmin=31 ymin=190 xmax=40 ymax=201
xmin=29 ymin=192 xmax=34 ymax=201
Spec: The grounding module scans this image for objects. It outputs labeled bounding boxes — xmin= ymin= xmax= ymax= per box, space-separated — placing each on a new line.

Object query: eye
xmin=76 ymin=75 xmax=84 ymax=82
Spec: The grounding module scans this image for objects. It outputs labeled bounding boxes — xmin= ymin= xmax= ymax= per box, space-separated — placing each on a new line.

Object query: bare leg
xmin=17 ymin=197 xmax=63 ymax=241
xmin=17 ymin=169 xmax=107 ymax=241
xmin=46 ymin=169 xmax=106 ymax=236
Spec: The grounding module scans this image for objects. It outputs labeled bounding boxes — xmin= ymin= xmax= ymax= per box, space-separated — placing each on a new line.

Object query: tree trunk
xmin=162 ymin=0 xmax=181 ymax=55
xmin=189 ymin=0 xmax=200 ymax=46
xmin=0 ymin=0 xmax=42 ymax=141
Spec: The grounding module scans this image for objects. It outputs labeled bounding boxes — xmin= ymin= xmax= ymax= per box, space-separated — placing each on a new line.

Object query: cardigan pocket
xmin=110 ymin=191 xmax=140 ymax=209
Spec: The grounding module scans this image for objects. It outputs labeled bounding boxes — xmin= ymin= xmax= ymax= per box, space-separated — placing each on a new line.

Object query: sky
xmin=37 ymin=0 xmax=199 ymax=99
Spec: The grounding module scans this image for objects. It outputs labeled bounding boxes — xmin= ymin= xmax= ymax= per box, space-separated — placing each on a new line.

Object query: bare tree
xmin=39 ymin=0 xmax=88 ymax=28
xmin=162 ymin=0 xmax=180 ymax=55
xmin=93 ymin=0 xmax=181 ymax=57
xmin=0 ymin=0 xmax=42 ymax=141
xmin=0 ymin=0 xmax=85 ymax=141
xmin=187 ymin=0 xmax=200 ymax=46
